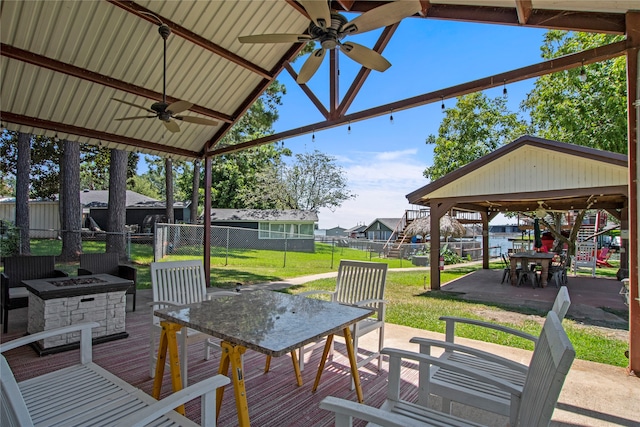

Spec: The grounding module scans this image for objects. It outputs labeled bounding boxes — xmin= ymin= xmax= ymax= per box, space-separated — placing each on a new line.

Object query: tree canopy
xmin=521 ymin=31 xmax=627 ymax=154
xmin=423 ymin=92 xmax=528 ymax=181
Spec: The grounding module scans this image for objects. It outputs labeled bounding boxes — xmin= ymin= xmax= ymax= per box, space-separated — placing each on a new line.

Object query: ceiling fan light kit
xmin=238 ymin=0 xmax=421 ymax=84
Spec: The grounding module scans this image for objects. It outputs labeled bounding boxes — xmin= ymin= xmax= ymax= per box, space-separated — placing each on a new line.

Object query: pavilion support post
xmin=429 ymin=200 xmax=454 ymax=290
xmin=481 ymin=211 xmax=497 ymax=270
xmin=626 ymin=11 xmax=640 ymax=376
xmin=203 ymin=156 xmax=212 ymax=286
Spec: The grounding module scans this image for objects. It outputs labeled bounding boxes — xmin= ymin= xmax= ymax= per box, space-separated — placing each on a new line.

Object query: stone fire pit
xmin=23 ymin=274 xmax=132 ymax=354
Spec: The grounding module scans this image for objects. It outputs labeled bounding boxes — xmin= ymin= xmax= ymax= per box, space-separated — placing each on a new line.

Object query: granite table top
xmin=154 ymin=289 xmax=373 ymax=357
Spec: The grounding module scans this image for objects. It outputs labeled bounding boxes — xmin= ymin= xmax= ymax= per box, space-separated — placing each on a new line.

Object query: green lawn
xmin=28 ymin=239 xmax=629 ymax=368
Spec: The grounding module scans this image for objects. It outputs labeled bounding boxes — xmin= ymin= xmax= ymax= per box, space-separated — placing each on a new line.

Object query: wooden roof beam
xmin=515 ymin=0 xmax=533 ymax=25
xmin=0 ymin=43 xmax=233 ymax=124
xmin=108 ymin=0 xmax=273 ymax=79
xmin=207 ymin=39 xmax=628 ymax=156
xmin=284 ymin=63 xmax=329 ymax=119
xmin=337 ymin=24 xmax=398 ymax=116
xmin=1 ymin=111 xmax=200 ymax=158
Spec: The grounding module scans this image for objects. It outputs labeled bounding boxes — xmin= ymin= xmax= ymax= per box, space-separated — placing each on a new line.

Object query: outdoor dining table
xmin=510 ymin=251 xmax=556 ymax=287
xmin=152 ymin=289 xmax=373 ymax=426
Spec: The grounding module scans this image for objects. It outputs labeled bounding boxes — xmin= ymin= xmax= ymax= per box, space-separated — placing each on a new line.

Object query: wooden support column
xmin=429 ymin=200 xmax=454 ymax=290
xmin=626 ymin=11 xmax=639 ymax=376
xmin=481 ymin=211 xmax=498 ymax=269
xmin=203 ymin=156 xmax=212 ymax=285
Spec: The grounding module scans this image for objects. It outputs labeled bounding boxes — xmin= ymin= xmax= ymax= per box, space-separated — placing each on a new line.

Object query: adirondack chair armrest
xmin=408 ymin=337 xmax=528 ymax=373
xmin=320 ymin=396 xmax=420 ymax=427
xmin=114 ymin=374 xmax=231 ymax=427
xmin=382 ymin=347 xmax=522 ymax=395
xmin=0 ymin=322 xmax=99 ymax=364
xmin=354 ymin=298 xmax=387 ymax=307
xmin=439 ymin=316 xmax=538 ymax=344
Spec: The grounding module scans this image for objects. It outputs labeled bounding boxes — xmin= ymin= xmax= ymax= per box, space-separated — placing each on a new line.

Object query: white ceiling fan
xmin=238 ymin=0 xmax=422 ymax=84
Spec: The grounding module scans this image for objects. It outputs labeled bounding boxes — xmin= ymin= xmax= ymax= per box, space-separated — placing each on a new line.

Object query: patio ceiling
xmin=1 ymin=1 xmax=637 ymax=160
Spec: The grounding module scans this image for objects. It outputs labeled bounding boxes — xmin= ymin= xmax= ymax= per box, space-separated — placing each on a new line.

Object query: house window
xmin=259 ymin=222 xmax=314 ymax=239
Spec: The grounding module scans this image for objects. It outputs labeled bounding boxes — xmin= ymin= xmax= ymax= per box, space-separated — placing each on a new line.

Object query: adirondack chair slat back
xmin=551 ymin=286 xmax=571 ymax=320
xmin=151 ymin=260 xmax=207 ymax=306
xmin=515 ymin=311 xmax=575 ymax=426
xmin=334 ymin=260 xmax=387 ymax=310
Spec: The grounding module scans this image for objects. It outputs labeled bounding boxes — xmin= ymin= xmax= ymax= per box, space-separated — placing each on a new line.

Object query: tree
xmin=246 ymin=150 xmax=355 ymax=213
xmin=15 ymin=132 xmax=31 ymax=255
xmin=60 ymin=140 xmax=82 ymax=261
xmin=423 ymin=92 xmax=528 ymax=181
xmin=106 ymin=149 xmax=128 ymax=258
xmin=165 ymin=158 xmax=174 ymax=223
xmin=521 ymin=31 xmax=627 ymax=154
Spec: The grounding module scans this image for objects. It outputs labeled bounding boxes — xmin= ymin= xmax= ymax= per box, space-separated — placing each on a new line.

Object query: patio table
xmin=510 ymin=252 xmax=556 ymax=287
xmin=152 ymin=289 xmax=373 ymax=426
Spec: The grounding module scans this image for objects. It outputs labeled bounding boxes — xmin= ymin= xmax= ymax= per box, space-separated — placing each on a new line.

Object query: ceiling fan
xmin=112 ymin=22 xmax=218 ymax=133
xmin=534 ymin=201 xmax=566 ymax=218
xmin=238 ymin=0 xmax=422 ymax=84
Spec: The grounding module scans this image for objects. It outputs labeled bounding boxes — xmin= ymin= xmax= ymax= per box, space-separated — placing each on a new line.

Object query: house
xmin=82 ymin=190 xmax=189 ymax=232
xmin=344 ymin=224 xmax=367 ymax=239
xmin=203 ymin=209 xmax=318 ymax=252
xmin=364 ymin=218 xmax=401 ymax=242
xmin=325 ymin=226 xmax=347 ymax=237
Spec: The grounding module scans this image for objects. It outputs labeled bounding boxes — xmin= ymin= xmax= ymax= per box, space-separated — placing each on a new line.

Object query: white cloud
xmin=318 ymin=149 xmax=429 ymax=229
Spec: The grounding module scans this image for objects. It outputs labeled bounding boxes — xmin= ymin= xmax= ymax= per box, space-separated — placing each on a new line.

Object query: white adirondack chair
xmin=572 ymin=241 xmax=597 ymax=277
xmin=409 ymin=286 xmax=570 ymax=422
xmin=149 ymin=260 xmax=237 ymax=389
xmin=1 ymin=322 xmax=229 ymax=427
xmin=319 ymin=310 xmax=575 ymax=427
xmin=297 ymin=260 xmax=388 ymax=374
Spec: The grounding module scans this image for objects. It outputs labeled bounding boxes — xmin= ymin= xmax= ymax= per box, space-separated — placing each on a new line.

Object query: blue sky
xmin=271 ymin=16 xmax=549 ymax=229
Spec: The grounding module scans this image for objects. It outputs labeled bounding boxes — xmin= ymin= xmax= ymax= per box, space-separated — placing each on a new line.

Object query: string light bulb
xmin=312 ymin=130 xmax=315 ymax=142
xmin=390 ymin=110 xmax=394 ymax=124
xmin=502 ymin=80 xmax=508 ymax=97
xmin=579 ymin=61 xmax=587 ymax=82
xmin=441 ymin=97 xmax=445 ymax=111
xmin=347 ymin=122 xmax=351 ymax=134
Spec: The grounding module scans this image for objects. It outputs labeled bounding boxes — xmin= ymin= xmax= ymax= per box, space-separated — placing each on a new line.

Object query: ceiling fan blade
xmin=239 ymin=34 xmax=311 ymax=44
xmin=163 ymin=119 xmax=180 ymax=133
xmin=342 ymin=0 xmax=422 ymax=35
xmin=167 ymin=100 xmax=193 ymax=115
xmin=114 ymin=115 xmax=156 ymax=121
xmin=111 ymin=98 xmax=154 ymax=113
xmin=341 ymin=42 xmax=391 ymax=72
xmin=297 ymin=48 xmax=325 ymax=84
xmin=175 ymin=116 xmax=219 ymax=126
xmin=299 ymin=0 xmax=331 ymax=29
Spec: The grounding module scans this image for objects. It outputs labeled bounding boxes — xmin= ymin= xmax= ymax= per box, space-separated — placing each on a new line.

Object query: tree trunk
xmin=15 ymin=132 xmax=31 ymax=255
xmin=191 ymin=159 xmax=200 ymax=223
xmin=165 ymin=158 xmax=174 ymax=224
xmin=60 ymin=140 xmax=82 ymax=261
xmin=106 ymin=149 xmax=127 ymax=259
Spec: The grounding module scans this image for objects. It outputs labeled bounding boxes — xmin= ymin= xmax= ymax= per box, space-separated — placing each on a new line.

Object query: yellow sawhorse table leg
xmin=151 ymin=321 xmax=185 ymax=415
xmin=217 ymin=341 xmax=250 ymax=427
xmin=312 ymin=328 xmax=364 ymax=403
xmin=264 ymin=352 xmax=303 ymax=386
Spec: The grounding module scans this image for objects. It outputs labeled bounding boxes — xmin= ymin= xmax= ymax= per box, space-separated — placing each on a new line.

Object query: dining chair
xmin=149 ymin=260 xmax=237 ymax=389
xmin=296 ymin=260 xmax=388 ymax=376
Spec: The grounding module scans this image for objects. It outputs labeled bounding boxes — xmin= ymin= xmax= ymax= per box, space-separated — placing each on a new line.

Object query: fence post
xmin=283 ymin=237 xmax=287 ymax=268
xmin=225 ymin=227 xmax=230 ymax=266
xmin=331 ymin=239 xmax=335 ymax=269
